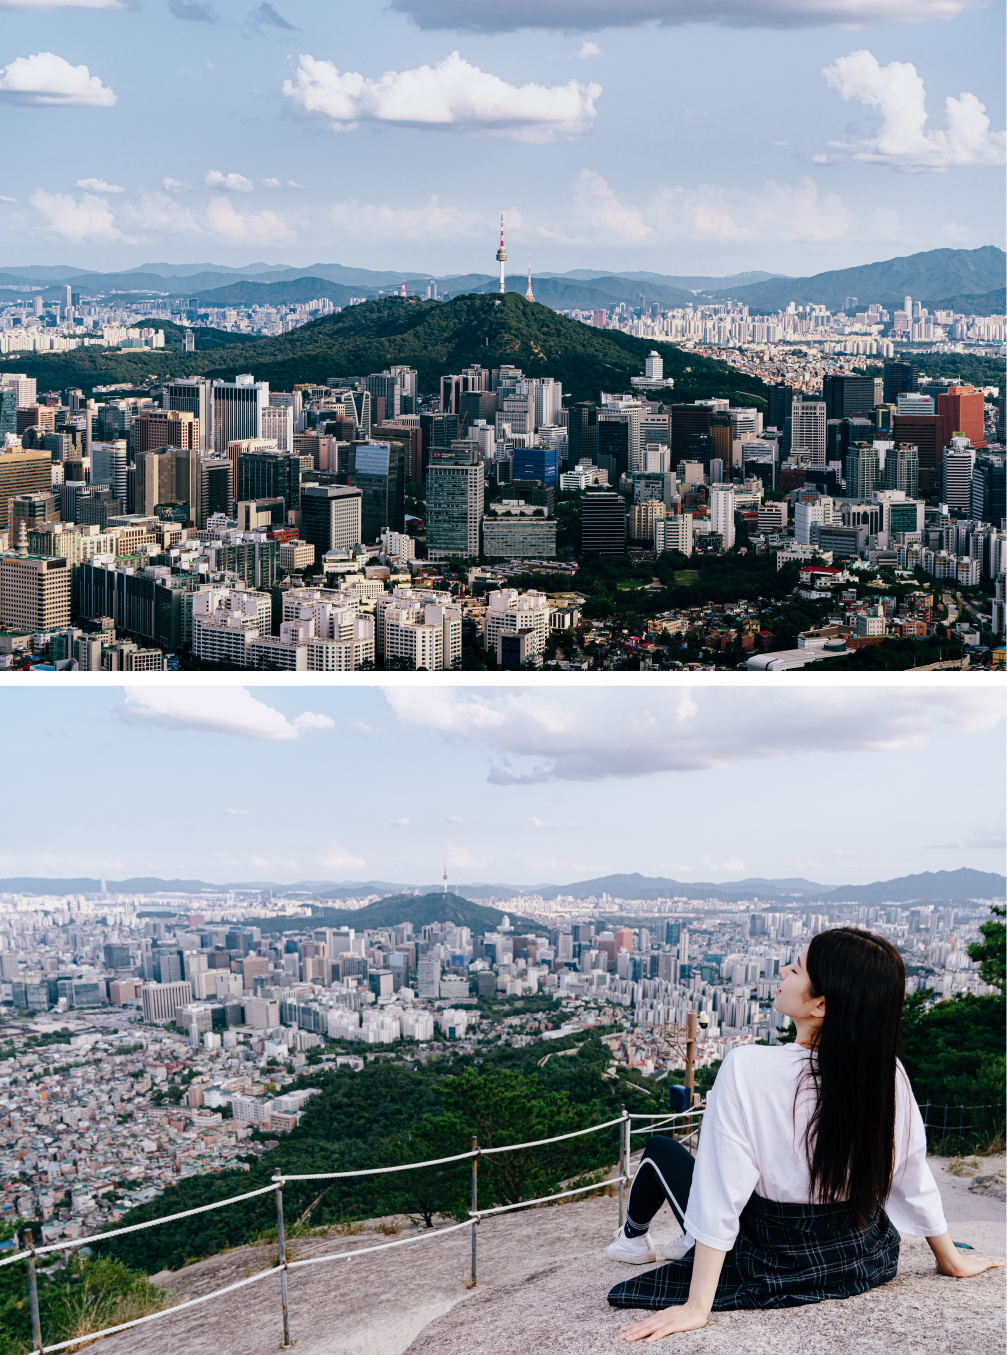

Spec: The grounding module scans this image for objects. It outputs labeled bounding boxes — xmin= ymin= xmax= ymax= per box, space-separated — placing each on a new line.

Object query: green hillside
xmin=301 ymin=889 xmax=549 ymax=937
xmin=8 ymin=292 xmax=770 ymax=406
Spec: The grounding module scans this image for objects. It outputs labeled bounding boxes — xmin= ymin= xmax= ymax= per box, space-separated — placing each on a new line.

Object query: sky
xmin=0 ymin=683 xmax=1003 ymax=888
xmin=0 ymin=0 xmax=1003 ymax=276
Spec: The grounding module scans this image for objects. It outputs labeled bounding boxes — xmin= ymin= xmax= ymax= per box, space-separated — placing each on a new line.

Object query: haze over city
xmin=0 ymin=0 xmax=1004 ymax=273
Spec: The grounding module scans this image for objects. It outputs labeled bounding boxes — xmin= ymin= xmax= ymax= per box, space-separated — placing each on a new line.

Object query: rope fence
xmin=917 ymin=1101 xmax=1005 ymax=1156
xmin=5 ymin=1104 xmax=705 ymax=1355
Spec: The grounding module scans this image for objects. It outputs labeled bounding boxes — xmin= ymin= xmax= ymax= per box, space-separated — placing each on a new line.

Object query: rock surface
xmin=86 ymin=1155 xmax=1003 ymax=1355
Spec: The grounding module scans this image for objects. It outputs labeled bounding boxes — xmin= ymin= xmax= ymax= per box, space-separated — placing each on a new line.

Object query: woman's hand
xmin=620 ymin=1304 xmax=709 ymax=1342
xmin=927 ymin=1230 xmax=1004 ymax=1278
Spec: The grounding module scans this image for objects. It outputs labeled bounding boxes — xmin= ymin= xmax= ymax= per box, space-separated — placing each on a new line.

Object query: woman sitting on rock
xmin=605 ymin=927 xmax=1001 ymax=1342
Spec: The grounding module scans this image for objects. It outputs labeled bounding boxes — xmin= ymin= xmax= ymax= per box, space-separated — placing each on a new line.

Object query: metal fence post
xmin=940 ymin=1103 xmax=948 ymax=1156
xmin=24 ymin=1230 xmax=43 ymax=1355
xmin=618 ymin=1105 xmax=628 ymax=1228
xmin=624 ymin=1112 xmax=633 ymax=1196
xmin=274 ymin=1172 xmax=291 ymax=1348
xmin=470 ymin=1136 xmax=479 ymax=1288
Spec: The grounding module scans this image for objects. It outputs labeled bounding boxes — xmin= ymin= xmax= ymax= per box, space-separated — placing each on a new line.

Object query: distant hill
xmin=711 ymin=247 xmax=1005 ymax=314
xmin=459 ymin=274 xmax=698 ymax=310
xmin=9 ymin=292 xmax=771 ymax=405
xmin=922 ymin=287 xmax=1006 ymax=317
xmin=188 ymin=277 xmax=366 ymax=308
xmin=302 ymin=891 xmax=549 ymax=937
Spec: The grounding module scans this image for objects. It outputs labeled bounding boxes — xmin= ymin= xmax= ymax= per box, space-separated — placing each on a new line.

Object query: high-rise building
xmin=893 ymin=415 xmax=945 ymax=498
xmin=970 ymin=455 xmax=1006 ymax=525
xmin=135 ymin=445 xmax=200 ymax=522
xmin=597 ymin=414 xmax=630 ymax=483
xmin=512 ymin=445 xmax=559 ymax=488
xmin=883 ymin=360 xmax=918 ymax=405
xmin=200 ymin=458 xmax=233 ymax=524
xmin=0 ymin=390 xmax=19 ymax=438
xmin=0 ymin=373 xmax=37 ymax=408
xmin=261 ymin=403 xmax=293 ymax=451
xmin=300 ymin=485 xmax=362 ymax=557
xmin=212 ymin=377 xmax=269 ymax=456
xmin=141 ymin=980 xmax=193 ymax=1023
xmin=655 ymin=513 xmax=693 ymax=557
xmin=567 ymin=402 xmax=599 ymax=467
xmin=938 ymin=386 xmax=986 ymax=450
xmin=670 ymin=403 xmax=713 ymax=462
xmin=90 ymin=441 xmax=129 ymax=507
xmin=939 ymin=443 xmax=976 ymax=511
xmin=236 ymin=447 xmax=310 ymax=515
xmin=823 ymin=374 xmax=882 ymax=419
xmin=426 ymin=456 xmax=484 ymax=560
xmin=882 ymin=442 xmax=919 ymax=500
xmin=767 ymin=383 xmax=794 ymax=431
xmin=133 ymin=409 xmax=198 ymax=457
xmin=709 ymin=484 xmax=736 ymax=550
xmin=352 ymin=440 xmax=404 ymax=543
xmin=0 ymin=554 xmax=71 ymax=631
xmin=165 ymin=378 xmax=213 ymax=452
xmin=8 ymin=492 xmax=59 ymax=542
xmin=845 ymin=443 xmax=880 ymax=501
xmin=790 ymin=396 xmax=827 ymax=467
xmin=0 ymin=448 xmax=52 ymax=528
xmin=580 ymin=491 xmax=626 ymax=554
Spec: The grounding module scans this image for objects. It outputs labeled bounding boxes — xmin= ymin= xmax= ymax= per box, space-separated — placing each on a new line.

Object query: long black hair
xmin=800 ymin=927 xmax=905 ymax=1227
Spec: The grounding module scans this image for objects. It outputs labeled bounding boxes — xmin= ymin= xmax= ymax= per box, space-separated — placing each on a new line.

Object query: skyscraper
xmin=790 ymin=396 xmax=827 ymax=467
xmin=90 ymin=441 xmax=129 ymax=506
xmin=300 ymin=485 xmax=362 ymax=557
xmin=823 ymin=374 xmax=882 ymax=420
xmin=568 ymin=401 xmax=599 ymax=466
xmin=580 ymin=491 xmax=626 ymax=554
xmin=165 ymin=378 xmax=213 ymax=452
xmin=212 ymin=377 xmax=269 ymax=456
xmin=352 ymin=441 xmax=405 ymax=543
xmin=709 ymin=484 xmax=736 ymax=550
xmin=882 ymin=442 xmax=919 ymax=500
xmin=426 ymin=454 xmax=484 ymax=560
xmin=135 ymin=446 xmax=201 ymax=522
xmin=845 ymin=443 xmax=879 ymax=501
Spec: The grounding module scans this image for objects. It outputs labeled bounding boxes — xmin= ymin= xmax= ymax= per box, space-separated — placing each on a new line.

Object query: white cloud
xmin=76 ymin=177 xmax=123 ymax=192
xmin=388 ymin=0 xmax=988 ymax=32
xmin=287 ymin=179 xmax=303 ymax=187
xmin=30 ymin=188 xmax=133 ymax=243
xmin=225 ymin=808 xmax=250 ymax=816
xmin=0 ymin=53 xmax=116 ymax=107
xmin=318 ymin=843 xmax=366 ymax=872
xmin=119 ymin=689 xmax=333 ymax=742
xmin=206 ymin=170 xmax=255 ymax=192
xmin=351 ymin=719 xmax=385 ymax=735
xmin=206 ymin=196 xmax=296 ymax=243
xmin=282 ymin=51 xmax=600 ymax=142
xmin=820 ymin=50 xmax=1006 ymax=170
xmin=328 ymin=194 xmax=489 ymax=241
xmin=383 ymin=689 xmax=1003 ymax=784
xmin=576 ymin=40 xmax=601 ymax=57
xmin=262 ymin=177 xmax=282 ymax=187
xmin=530 ymin=815 xmax=582 ymax=829
xmin=0 ymin=0 xmax=133 ymax=8
xmin=0 ymin=195 xmax=15 ymax=203
xmin=541 ymin=170 xmax=850 ymax=247
xmin=446 ymin=815 xmax=466 ymax=823
xmin=390 ymin=818 xmax=410 ymax=827
xmin=161 ymin=177 xmax=190 ymax=192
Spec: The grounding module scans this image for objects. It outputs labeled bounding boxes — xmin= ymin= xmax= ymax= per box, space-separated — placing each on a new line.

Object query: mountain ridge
xmin=3 ymin=867 xmax=1001 ymax=907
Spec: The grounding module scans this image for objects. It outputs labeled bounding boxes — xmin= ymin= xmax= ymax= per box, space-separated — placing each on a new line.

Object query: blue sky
xmin=0 ymin=684 xmax=1002 ymax=886
xmin=0 ymin=0 xmax=1003 ymax=275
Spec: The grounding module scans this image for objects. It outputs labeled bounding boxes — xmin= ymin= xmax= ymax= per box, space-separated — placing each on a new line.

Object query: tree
xmin=968 ymin=904 xmax=1006 ymax=989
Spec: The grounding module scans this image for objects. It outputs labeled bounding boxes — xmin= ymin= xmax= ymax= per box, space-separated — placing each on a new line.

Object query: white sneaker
xmin=660 ymin=1234 xmax=695 ymax=1261
xmin=607 ymin=1226 xmax=656 ymax=1264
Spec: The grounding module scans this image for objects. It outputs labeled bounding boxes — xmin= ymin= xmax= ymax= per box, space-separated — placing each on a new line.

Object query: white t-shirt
xmin=681 ymin=1044 xmax=947 ymax=1252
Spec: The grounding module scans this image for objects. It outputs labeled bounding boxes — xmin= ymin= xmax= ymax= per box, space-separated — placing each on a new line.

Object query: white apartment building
xmin=381 ymin=528 xmax=416 ymax=560
xmin=401 ymin=1012 xmax=435 ymax=1041
xmin=709 ymin=484 xmax=736 ymax=550
xmin=192 ymin=611 xmax=259 ymax=666
xmin=790 ymin=397 xmax=826 ymax=467
xmin=279 ymin=541 xmax=314 ymax=572
xmin=795 ymin=496 xmax=834 ymax=545
xmin=483 ymin=589 xmax=551 ymax=659
xmin=383 ymin=598 xmax=462 ymax=670
xmin=757 ymin=501 xmax=788 ymax=533
xmin=654 ymin=513 xmax=694 ymax=557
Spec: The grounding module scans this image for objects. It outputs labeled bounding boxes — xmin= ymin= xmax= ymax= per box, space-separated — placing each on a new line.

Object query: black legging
xmin=625 ymin=1135 xmax=695 ymax=1234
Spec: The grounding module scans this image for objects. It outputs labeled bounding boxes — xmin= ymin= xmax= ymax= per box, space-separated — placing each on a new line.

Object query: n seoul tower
xmin=496 ymin=213 xmax=507 ymax=294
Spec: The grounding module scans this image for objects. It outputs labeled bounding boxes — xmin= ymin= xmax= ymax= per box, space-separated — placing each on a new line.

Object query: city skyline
xmin=0 ymin=0 xmax=1003 ymax=273
xmin=1 ymin=683 xmax=1002 ymax=885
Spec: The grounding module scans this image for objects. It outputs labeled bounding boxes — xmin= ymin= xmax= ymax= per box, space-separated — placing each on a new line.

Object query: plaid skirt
xmin=608 ymin=1194 xmax=900 ymax=1311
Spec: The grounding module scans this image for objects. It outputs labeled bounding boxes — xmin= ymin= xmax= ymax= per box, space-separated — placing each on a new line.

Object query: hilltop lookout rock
xmin=91 ymin=1153 xmax=1004 ymax=1355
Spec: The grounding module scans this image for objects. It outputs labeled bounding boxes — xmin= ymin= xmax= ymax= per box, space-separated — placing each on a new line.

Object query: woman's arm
xmin=620 ymin=1243 xmax=727 ymax=1343
xmin=927 ymin=1231 xmax=1003 ymax=1278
